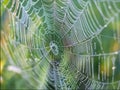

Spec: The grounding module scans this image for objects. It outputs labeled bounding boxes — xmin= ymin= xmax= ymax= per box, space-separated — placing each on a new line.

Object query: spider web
xmin=1 ymin=0 xmax=120 ymax=89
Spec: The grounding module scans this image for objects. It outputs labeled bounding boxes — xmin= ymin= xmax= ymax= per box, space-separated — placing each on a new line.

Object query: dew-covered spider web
xmin=1 ymin=0 xmax=120 ymax=89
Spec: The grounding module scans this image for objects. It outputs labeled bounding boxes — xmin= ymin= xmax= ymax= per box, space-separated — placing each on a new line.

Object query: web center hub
xmin=50 ymin=41 xmax=59 ymax=55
